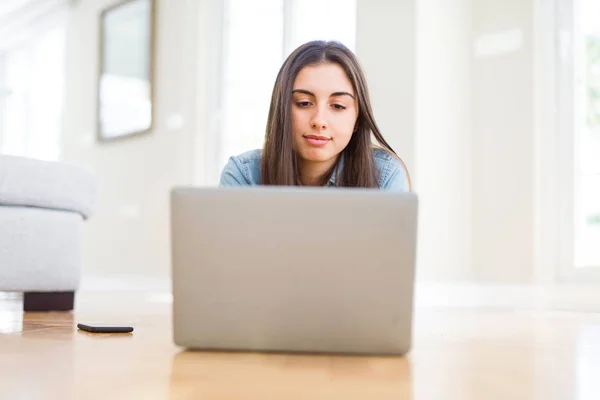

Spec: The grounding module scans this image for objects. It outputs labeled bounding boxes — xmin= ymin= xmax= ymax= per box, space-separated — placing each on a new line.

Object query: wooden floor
xmin=1 ymin=286 xmax=600 ymax=400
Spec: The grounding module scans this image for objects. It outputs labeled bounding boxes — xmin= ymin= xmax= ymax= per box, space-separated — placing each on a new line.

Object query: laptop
xmin=170 ymin=186 xmax=418 ymax=355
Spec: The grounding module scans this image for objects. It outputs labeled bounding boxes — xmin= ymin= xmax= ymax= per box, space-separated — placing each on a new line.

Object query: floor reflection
xmin=169 ymin=349 xmax=412 ymax=399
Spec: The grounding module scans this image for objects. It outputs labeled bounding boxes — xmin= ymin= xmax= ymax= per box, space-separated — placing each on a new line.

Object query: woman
xmin=219 ymin=40 xmax=411 ymax=191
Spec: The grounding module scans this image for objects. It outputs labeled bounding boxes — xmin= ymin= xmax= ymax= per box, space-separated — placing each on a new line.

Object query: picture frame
xmin=97 ymin=0 xmax=155 ymax=142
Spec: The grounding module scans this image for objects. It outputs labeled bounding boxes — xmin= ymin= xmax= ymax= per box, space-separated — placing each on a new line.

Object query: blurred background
xmin=1 ymin=0 xmax=599 ymax=297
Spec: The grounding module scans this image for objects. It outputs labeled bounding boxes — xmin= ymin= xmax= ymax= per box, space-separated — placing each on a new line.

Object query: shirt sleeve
xmin=218 ymin=157 xmax=248 ymax=187
xmin=382 ymin=163 xmax=411 ymax=192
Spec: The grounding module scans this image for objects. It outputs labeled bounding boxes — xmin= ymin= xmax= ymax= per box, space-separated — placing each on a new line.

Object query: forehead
xmin=293 ymin=63 xmax=354 ymax=94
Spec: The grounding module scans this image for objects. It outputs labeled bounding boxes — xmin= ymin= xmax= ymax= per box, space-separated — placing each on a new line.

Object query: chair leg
xmin=23 ymin=291 xmax=75 ymax=312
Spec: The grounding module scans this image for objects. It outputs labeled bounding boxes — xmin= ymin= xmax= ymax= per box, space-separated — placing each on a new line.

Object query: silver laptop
xmin=170 ymin=186 xmax=418 ymax=355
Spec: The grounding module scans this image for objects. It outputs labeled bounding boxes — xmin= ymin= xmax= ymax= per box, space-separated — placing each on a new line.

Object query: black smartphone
xmin=77 ymin=323 xmax=134 ymax=333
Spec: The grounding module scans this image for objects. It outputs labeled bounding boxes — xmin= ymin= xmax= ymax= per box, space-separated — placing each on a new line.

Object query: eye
xmin=296 ymin=101 xmax=312 ymax=108
xmin=332 ymin=104 xmax=347 ymax=110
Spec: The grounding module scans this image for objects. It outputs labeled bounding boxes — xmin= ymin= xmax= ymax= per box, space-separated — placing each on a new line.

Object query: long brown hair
xmin=262 ymin=40 xmax=410 ymax=188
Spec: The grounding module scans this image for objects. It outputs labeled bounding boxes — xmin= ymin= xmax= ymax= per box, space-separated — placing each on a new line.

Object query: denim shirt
xmin=219 ymin=148 xmax=410 ymax=191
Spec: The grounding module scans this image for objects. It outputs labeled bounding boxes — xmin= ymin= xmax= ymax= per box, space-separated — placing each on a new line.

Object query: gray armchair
xmin=0 ymin=154 xmax=98 ymax=311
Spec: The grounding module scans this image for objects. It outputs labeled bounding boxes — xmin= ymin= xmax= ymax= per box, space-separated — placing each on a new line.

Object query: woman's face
xmin=291 ymin=63 xmax=359 ymax=168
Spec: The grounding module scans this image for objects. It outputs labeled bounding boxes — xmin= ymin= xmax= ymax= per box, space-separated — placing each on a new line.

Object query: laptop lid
xmin=170 ymin=186 xmax=418 ymax=355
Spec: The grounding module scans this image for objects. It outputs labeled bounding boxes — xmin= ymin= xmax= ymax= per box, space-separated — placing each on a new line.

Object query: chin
xmin=299 ymin=148 xmax=337 ymax=163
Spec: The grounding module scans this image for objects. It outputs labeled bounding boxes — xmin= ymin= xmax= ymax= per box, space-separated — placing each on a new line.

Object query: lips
xmin=304 ymin=134 xmax=331 ymax=141
xmin=303 ymin=134 xmax=331 ymax=147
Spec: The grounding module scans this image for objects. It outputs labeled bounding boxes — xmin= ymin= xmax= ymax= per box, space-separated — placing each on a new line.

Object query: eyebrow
xmin=292 ymin=89 xmax=355 ymax=100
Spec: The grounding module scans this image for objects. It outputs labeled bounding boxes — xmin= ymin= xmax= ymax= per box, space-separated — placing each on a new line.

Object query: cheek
xmin=291 ymin=108 xmax=307 ymax=134
xmin=334 ymin=114 xmax=357 ymax=140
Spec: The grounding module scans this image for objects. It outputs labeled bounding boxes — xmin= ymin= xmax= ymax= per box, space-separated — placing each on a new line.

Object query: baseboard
xmin=77 ymin=274 xmax=600 ymax=312
xmin=415 ymin=282 xmax=600 ymax=312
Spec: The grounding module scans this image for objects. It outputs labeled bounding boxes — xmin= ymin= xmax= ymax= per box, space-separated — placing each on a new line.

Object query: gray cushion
xmin=0 ymin=206 xmax=83 ymax=291
xmin=0 ymin=155 xmax=98 ymax=218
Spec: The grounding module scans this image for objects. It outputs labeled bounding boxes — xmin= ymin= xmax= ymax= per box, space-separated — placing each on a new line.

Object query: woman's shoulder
xmin=219 ymin=149 xmax=262 ymax=186
xmin=373 ymin=147 xmax=411 ymax=192
xmin=232 ymin=148 xmax=263 ymax=164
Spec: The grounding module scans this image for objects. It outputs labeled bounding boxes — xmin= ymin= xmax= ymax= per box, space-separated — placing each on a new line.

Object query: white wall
xmin=470 ymin=0 xmax=536 ymax=283
xmin=61 ymin=0 xmax=215 ymax=277
xmin=415 ymin=0 xmax=474 ymax=282
xmin=414 ymin=0 xmax=538 ymax=283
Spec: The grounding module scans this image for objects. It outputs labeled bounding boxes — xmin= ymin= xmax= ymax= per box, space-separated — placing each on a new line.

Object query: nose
xmin=311 ymin=116 xmax=328 ymax=131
